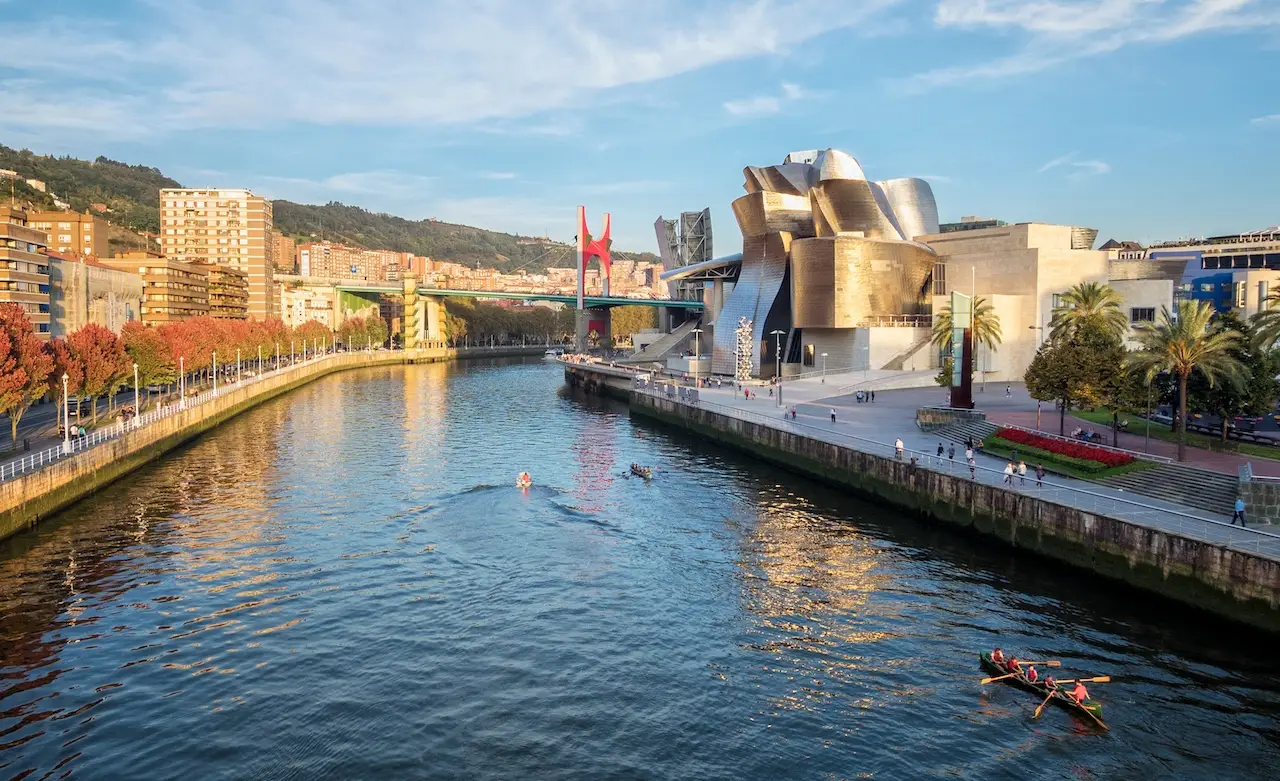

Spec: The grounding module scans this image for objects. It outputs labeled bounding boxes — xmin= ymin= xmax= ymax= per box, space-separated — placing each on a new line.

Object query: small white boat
xmin=543 ymin=349 xmax=564 ymax=362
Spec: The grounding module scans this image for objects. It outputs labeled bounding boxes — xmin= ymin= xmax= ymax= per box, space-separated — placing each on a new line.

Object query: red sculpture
xmin=577 ymin=205 xmax=612 ymax=310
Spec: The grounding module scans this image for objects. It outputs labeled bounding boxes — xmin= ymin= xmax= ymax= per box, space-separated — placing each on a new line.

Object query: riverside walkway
xmin=645 ymin=375 xmax=1280 ymax=561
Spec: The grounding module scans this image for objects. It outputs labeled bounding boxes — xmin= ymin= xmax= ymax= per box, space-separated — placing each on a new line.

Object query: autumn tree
xmin=68 ymin=323 xmax=130 ymax=423
xmin=365 ymin=315 xmax=389 ymax=348
xmin=48 ymin=337 xmax=84 ymax=431
xmin=122 ymin=321 xmax=176 ymax=400
xmin=0 ymin=304 xmax=55 ymax=442
xmin=294 ymin=319 xmax=332 ymax=352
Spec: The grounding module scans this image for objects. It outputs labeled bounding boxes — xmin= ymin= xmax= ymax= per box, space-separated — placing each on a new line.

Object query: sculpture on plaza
xmin=710 ymin=149 xmax=939 ymax=377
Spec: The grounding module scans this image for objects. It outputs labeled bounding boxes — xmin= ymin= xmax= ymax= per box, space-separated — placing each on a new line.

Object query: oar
xmin=979 ymin=661 xmax=1061 ymax=684
xmin=1032 ymin=690 xmax=1056 ymax=719
xmin=1055 ymin=676 xmax=1111 ymax=685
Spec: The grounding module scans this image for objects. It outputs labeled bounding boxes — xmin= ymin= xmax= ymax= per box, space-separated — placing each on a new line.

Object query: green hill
xmin=0 ymin=144 xmax=658 ymax=272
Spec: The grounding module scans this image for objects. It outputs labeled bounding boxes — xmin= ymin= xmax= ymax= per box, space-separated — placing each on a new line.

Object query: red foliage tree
xmin=48 ymin=337 xmax=84 ymax=432
xmin=122 ymin=321 xmax=175 ymax=396
xmin=0 ymin=304 xmax=55 ymax=441
xmin=68 ymin=323 xmax=130 ymax=424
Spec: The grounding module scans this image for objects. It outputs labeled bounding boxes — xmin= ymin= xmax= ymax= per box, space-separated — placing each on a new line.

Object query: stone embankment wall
xmin=1240 ymin=480 xmax=1280 ymax=526
xmin=631 ymin=392 xmax=1280 ymax=633
xmin=562 ymin=361 xmax=637 ymax=400
xmin=1 ymin=346 xmax=545 ymax=541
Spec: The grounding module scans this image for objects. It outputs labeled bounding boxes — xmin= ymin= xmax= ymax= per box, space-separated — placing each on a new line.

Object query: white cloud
xmin=0 ymin=0 xmax=900 ymax=137
xmin=1251 ymin=113 xmax=1280 ymax=126
xmin=902 ymin=0 xmax=1280 ymax=90
xmin=781 ymin=82 xmax=808 ymax=100
xmin=723 ymin=96 xmax=782 ymax=116
xmin=480 ymin=172 xmax=518 ymax=180
xmin=915 ymin=174 xmax=953 ymax=183
xmin=1037 ymin=152 xmax=1109 ymax=179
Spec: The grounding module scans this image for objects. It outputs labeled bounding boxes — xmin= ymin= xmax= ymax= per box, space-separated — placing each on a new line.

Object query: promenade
xmin=657 ymin=374 xmax=1280 ymax=560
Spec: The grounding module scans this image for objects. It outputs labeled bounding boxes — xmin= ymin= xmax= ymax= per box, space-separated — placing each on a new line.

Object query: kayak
xmin=631 ymin=465 xmax=653 ymax=480
xmin=516 ymin=478 xmax=532 ymax=488
xmin=979 ymin=652 xmax=1107 ymax=729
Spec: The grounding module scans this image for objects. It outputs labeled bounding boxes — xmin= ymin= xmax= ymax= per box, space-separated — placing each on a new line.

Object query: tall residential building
xmin=158 ymin=188 xmax=274 ymax=318
xmin=0 ymin=206 xmax=51 ymax=339
xmin=47 ymin=250 xmax=142 ymax=336
xmin=270 ymin=230 xmax=297 ymax=273
xmin=104 ymin=251 xmax=210 ymax=325
xmin=27 ymin=211 xmax=111 ymax=258
xmin=279 ymin=283 xmax=336 ymax=329
xmin=200 ymin=263 xmax=250 ymax=319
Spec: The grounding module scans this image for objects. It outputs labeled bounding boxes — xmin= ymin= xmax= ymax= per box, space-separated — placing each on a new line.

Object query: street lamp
xmin=821 ymin=352 xmax=828 ymax=384
xmin=179 ymin=356 xmax=186 ymax=409
xmin=770 ymin=329 xmax=786 ymax=406
xmin=236 ymin=348 xmax=241 ymax=384
xmin=61 ymin=373 xmax=71 ymax=454
xmin=275 ymin=342 xmax=280 ymax=372
xmin=132 ymin=362 xmax=139 ymax=429
xmin=258 ymin=344 xmax=262 ymax=376
xmin=691 ymin=328 xmax=703 ymax=387
xmin=213 ymin=350 xmax=218 ymax=394
xmin=291 ymin=340 xmax=295 ymax=366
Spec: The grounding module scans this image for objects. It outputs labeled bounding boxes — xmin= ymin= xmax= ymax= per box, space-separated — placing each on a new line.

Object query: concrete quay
xmin=0 ymin=344 xmax=547 ymax=541
xmin=623 ymin=382 xmax=1280 ymax=633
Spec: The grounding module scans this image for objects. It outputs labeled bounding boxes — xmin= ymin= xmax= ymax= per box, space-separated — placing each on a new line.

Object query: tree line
xmin=0 ymin=304 xmax=391 ymax=442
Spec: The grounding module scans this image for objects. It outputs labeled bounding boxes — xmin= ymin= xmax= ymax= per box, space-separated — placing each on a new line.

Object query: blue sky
xmin=1 ymin=0 xmax=1277 ymax=254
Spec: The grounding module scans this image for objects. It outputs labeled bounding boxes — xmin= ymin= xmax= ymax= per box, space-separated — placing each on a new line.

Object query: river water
xmin=2 ymin=359 xmax=1278 ymax=780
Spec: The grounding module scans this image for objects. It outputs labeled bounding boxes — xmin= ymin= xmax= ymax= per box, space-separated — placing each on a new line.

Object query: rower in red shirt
xmin=1026 ymin=665 xmax=1039 ymax=683
xmin=992 ymin=648 xmax=1005 ymax=664
xmin=1071 ymin=682 xmax=1089 ymax=704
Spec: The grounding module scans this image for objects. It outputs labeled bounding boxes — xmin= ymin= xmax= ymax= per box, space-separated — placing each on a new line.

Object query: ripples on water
xmin=2 ymin=359 xmax=1279 ymax=780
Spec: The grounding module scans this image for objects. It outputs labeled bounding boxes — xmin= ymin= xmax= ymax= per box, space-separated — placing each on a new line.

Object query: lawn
xmin=1071 ymin=408 xmax=1280 ymax=461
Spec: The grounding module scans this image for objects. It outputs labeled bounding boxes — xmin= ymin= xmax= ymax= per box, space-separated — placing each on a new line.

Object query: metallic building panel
xmin=791 ymin=236 xmax=936 ymax=328
xmin=712 ymin=232 xmax=790 ymax=376
xmin=732 ymin=192 xmax=814 ymax=237
xmin=879 ymin=178 xmax=940 ymax=239
xmin=817 ymin=149 xmax=867 ymax=182
xmin=809 ymin=180 xmax=902 ymax=240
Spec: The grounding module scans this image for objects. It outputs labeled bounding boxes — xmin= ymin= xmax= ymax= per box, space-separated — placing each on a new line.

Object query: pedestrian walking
xmin=966 ymin=448 xmax=976 ymax=479
xmin=830 ymin=408 xmax=837 ymax=423
xmin=895 ymin=438 xmax=904 ymax=460
xmin=1035 ymin=463 xmax=1045 ymax=487
xmin=937 ymin=442 xmax=945 ymax=465
xmin=870 ymin=390 xmax=875 ymax=402
xmin=1003 ymin=462 xmax=1015 ymax=484
xmin=1232 ymin=497 xmax=1248 ymax=527
xmin=1018 ymin=460 xmax=1027 ymax=486
xmin=1005 ymin=384 xmax=1012 ymax=398
xmin=948 ymin=444 xmax=956 ymax=471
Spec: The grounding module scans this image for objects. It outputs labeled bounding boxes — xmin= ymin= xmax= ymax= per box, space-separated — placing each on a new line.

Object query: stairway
xmin=620 ymin=318 xmax=702 ymax=365
xmin=932 ymin=420 xmax=1000 ymax=448
xmin=1094 ymin=463 xmax=1238 ymax=516
xmin=881 ymin=334 xmax=935 ymax=371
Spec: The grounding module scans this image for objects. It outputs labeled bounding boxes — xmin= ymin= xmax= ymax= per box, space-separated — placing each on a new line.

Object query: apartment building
xmin=104 ymin=251 xmax=210 ymax=325
xmin=47 ymin=250 xmax=142 ymax=336
xmin=279 ymin=283 xmax=336 ymax=329
xmin=201 ymin=263 xmax=249 ymax=319
xmin=271 ymin=230 xmax=297 ymax=273
xmin=159 ymin=189 xmax=274 ymax=318
xmin=0 ymin=206 xmax=52 ymax=338
xmin=27 ymin=210 xmax=110 ymax=258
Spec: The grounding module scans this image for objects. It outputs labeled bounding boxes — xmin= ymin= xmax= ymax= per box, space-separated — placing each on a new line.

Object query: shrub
xmin=993 ymin=427 xmax=1134 ymax=467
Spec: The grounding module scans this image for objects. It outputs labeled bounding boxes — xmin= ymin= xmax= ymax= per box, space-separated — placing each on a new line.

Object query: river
xmin=2 ymin=359 xmax=1278 ymax=780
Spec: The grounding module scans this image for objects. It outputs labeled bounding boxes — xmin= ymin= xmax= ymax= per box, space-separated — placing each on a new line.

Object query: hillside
xmin=0 ymin=144 xmax=659 ymax=273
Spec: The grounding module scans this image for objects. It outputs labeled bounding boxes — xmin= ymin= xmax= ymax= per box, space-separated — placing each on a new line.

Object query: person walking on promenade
xmin=870 ymin=390 xmax=876 ymax=402
xmin=830 ymin=408 xmax=837 ymax=424
xmin=1018 ymin=460 xmax=1028 ymax=486
xmin=896 ymin=438 xmax=905 ymax=460
xmin=1005 ymin=384 xmax=1012 ymax=398
xmin=1003 ymin=462 xmax=1015 ymax=485
xmin=948 ymin=444 xmax=956 ymax=471
xmin=1035 ymin=463 xmax=1045 ymax=488
xmin=1232 ymin=497 xmax=1248 ymax=527
xmin=937 ymin=442 xmax=945 ymax=464
xmin=966 ymin=448 xmax=976 ymax=479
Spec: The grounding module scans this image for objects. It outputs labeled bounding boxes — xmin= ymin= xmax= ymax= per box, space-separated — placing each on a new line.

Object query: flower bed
xmin=993 ymin=427 xmax=1134 ymax=468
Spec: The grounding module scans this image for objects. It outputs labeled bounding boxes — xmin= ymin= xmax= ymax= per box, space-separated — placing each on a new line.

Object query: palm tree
xmin=1250 ymin=288 xmax=1280 ymax=349
xmin=931 ymin=296 xmax=1002 ymax=352
xmin=1127 ymin=300 xmax=1245 ymax=461
xmin=1049 ymin=281 xmax=1129 ymax=342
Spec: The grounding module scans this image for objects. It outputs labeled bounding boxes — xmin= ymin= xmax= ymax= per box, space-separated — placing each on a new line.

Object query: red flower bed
xmin=994 ymin=427 xmax=1134 ymax=467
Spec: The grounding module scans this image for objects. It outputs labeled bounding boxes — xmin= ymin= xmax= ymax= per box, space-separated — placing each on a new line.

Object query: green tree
xmin=1187 ymin=311 xmax=1280 ymax=442
xmin=1049 ymin=281 xmax=1129 ymax=342
xmin=1250 ymin=289 xmax=1280 ymax=350
xmin=1024 ymin=325 xmax=1120 ymax=435
xmin=1128 ymin=301 xmax=1246 ymax=461
xmin=366 ymin=315 xmax=389 ymax=348
xmin=609 ymin=306 xmax=657 ymax=345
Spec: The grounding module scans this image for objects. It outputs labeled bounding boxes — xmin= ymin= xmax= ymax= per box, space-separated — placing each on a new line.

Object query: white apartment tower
xmin=159 ymin=188 xmax=275 ymax=318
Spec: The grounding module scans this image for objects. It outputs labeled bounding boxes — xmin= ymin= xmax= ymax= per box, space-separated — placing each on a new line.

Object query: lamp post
xmin=291 ymin=340 xmax=295 ymax=366
xmin=236 ymin=348 xmax=241 ymax=384
xmin=770 ymin=329 xmax=786 ymax=406
xmin=212 ymin=350 xmax=217 ymax=394
xmin=861 ymin=344 xmax=869 ymax=383
xmin=275 ymin=342 xmax=280 ymax=372
xmin=62 ymin=373 xmax=71 ymax=454
xmin=258 ymin=344 xmax=262 ymax=377
xmin=132 ymin=362 xmax=139 ymax=429
xmin=179 ymin=356 xmax=186 ymax=410
xmin=691 ymin=328 xmax=703 ymax=387
xmin=821 ymin=352 xmax=828 ymax=384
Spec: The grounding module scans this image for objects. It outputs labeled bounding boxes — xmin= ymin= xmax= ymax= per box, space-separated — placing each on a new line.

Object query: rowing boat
xmin=630 ymin=465 xmax=653 ymax=480
xmin=979 ymin=652 xmax=1107 ymax=729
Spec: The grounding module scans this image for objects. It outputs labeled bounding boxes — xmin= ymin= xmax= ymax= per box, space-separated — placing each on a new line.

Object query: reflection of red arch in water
xmin=572 ymin=413 xmax=616 ymax=512
xmin=576 ymin=206 xmax=612 ymax=310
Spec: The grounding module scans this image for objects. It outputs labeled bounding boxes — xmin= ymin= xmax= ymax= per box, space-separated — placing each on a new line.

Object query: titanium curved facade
xmin=708 ymin=148 xmax=939 ymax=377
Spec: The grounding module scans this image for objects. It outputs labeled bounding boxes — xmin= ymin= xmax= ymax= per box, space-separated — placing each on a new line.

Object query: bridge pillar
xmin=576 ymin=307 xmax=611 ymax=350
xmin=403 ymin=275 xmax=424 ymax=349
xmin=425 ymin=296 xmax=444 ymax=343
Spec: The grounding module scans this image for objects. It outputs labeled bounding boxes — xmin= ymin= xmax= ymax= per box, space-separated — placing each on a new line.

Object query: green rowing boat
xmin=979 ymin=652 xmax=1107 ymax=730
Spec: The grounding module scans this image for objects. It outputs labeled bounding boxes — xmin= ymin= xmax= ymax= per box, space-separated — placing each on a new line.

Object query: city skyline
xmin=1 ymin=1 xmax=1277 ymax=253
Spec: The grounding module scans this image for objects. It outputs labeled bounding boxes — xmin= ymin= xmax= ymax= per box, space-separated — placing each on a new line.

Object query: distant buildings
xmin=104 ymin=252 xmax=210 ymax=325
xmin=159 ymin=188 xmax=274 ymax=318
xmin=279 ymin=283 xmax=336 ymax=330
xmin=27 ymin=211 xmax=110 ymax=258
xmin=202 ymin=263 xmax=249 ymax=319
xmin=0 ymin=206 xmax=51 ymax=339
xmin=47 ymin=250 xmax=142 ymax=337
xmin=297 ymin=241 xmax=408 ymax=282
xmin=270 ymin=230 xmax=297 ymax=274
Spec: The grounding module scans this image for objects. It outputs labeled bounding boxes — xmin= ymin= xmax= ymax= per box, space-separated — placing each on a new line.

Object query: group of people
xmin=1002 ymin=459 xmax=1046 ymax=487
xmin=991 ymin=648 xmax=1090 ymax=705
xmin=855 ymin=390 xmax=875 ymax=403
xmin=1069 ymin=427 xmax=1104 ymax=444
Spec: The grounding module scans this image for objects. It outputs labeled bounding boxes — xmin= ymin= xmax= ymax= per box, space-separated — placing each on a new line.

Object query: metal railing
xmin=632 ymin=387 xmax=1280 ymax=559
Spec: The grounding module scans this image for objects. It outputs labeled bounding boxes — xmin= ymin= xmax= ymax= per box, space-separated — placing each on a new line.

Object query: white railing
xmin=632 ymin=387 xmax=1280 ymax=559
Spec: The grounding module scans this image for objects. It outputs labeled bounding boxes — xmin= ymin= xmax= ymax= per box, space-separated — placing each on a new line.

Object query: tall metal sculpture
xmin=577 ymin=206 xmax=612 ymax=309
xmin=735 ymin=317 xmax=754 ymax=382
